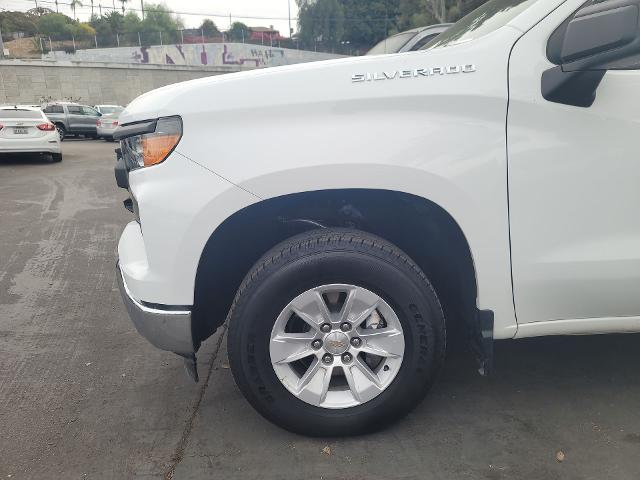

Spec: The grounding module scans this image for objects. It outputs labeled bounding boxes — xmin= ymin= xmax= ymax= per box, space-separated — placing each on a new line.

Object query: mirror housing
xmin=543 ymin=0 xmax=640 ymax=107
xmin=561 ymin=0 xmax=640 ymax=71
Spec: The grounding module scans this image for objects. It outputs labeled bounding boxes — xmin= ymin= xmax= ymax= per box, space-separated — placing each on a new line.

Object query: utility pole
xmin=0 ymin=24 xmax=5 ymax=59
xmin=288 ymin=0 xmax=292 ymax=38
xmin=140 ymin=0 xmax=144 ymax=20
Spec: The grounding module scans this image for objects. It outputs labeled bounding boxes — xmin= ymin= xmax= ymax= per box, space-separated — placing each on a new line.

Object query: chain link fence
xmin=1 ymin=28 xmax=360 ymax=59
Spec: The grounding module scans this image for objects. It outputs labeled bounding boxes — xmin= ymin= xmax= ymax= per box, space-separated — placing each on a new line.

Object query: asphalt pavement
xmin=1 ymin=140 xmax=639 ymax=480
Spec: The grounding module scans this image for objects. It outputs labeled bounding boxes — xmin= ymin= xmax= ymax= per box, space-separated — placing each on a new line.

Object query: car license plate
xmin=14 ymin=128 xmax=28 ymax=135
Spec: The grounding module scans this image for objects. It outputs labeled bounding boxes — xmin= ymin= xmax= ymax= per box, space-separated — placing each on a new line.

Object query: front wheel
xmin=227 ymin=229 xmax=446 ymax=436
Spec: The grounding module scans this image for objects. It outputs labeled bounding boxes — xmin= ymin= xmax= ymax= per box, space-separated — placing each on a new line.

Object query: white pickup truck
xmin=113 ymin=0 xmax=640 ymax=436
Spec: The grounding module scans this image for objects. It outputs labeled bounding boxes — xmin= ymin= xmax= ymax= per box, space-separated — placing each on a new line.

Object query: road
xmin=1 ymin=141 xmax=639 ymax=479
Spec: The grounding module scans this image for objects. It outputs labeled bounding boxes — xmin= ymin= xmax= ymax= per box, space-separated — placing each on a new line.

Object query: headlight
xmin=121 ymin=116 xmax=182 ymax=170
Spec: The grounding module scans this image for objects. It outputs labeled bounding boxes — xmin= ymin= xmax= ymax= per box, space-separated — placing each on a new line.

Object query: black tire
xmin=227 ymin=228 xmax=446 ymax=436
xmin=51 ymin=153 xmax=62 ymax=162
xmin=55 ymin=124 xmax=65 ymax=141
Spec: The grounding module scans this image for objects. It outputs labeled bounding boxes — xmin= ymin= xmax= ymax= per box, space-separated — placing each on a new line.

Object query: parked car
xmin=114 ymin=0 xmax=640 ymax=436
xmin=95 ymin=106 xmax=124 ymax=141
xmin=43 ymin=103 xmax=101 ymax=140
xmin=0 ymin=106 xmax=61 ymax=162
xmin=366 ymin=23 xmax=452 ymax=55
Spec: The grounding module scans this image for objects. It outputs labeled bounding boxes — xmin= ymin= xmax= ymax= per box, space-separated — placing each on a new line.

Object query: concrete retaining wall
xmin=42 ymin=42 xmax=345 ymax=68
xmin=0 ymin=60 xmax=247 ymax=106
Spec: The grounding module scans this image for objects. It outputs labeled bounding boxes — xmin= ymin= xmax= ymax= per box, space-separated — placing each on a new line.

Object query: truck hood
xmin=119 ymin=26 xmax=523 ymax=126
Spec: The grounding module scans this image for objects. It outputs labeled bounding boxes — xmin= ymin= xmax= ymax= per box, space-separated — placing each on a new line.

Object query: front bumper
xmin=116 ymin=262 xmax=195 ymax=357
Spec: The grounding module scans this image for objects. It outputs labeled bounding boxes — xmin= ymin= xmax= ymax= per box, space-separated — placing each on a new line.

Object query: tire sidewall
xmin=229 ymin=242 xmax=445 ymax=435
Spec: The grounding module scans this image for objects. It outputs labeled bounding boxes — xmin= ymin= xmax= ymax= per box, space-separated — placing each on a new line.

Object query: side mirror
xmin=542 ymin=0 xmax=640 ymax=107
xmin=562 ymin=0 xmax=640 ymax=70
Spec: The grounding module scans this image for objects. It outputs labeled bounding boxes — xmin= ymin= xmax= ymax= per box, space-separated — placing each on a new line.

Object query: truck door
xmin=507 ymin=0 xmax=640 ymax=328
xmin=66 ymin=105 xmax=85 ymax=132
xmin=80 ymin=106 xmax=100 ymax=133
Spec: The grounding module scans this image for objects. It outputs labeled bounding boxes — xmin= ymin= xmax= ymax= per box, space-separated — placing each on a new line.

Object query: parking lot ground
xmin=1 ymin=140 xmax=640 ymax=480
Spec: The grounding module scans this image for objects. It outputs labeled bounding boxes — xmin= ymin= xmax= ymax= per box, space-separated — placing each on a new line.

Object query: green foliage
xmin=0 ymin=11 xmax=40 ymax=35
xmin=341 ymin=0 xmax=401 ymax=49
xmin=122 ymin=11 xmax=142 ymax=32
xmin=141 ymin=3 xmax=183 ymax=31
xmin=65 ymin=21 xmax=96 ymax=38
xmin=228 ymin=22 xmax=250 ymax=42
xmin=295 ymin=0 xmax=491 ymax=51
xmin=104 ymin=11 xmax=125 ymax=32
xmin=298 ymin=0 xmax=345 ymax=49
xmin=37 ymin=13 xmax=72 ymax=36
xmin=199 ymin=19 xmax=219 ymax=37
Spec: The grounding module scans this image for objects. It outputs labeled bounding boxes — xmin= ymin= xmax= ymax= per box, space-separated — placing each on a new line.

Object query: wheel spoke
xmin=290 ymin=290 xmax=332 ymax=330
xmin=297 ymin=357 xmax=321 ymax=392
xmin=297 ymin=362 xmax=333 ymax=406
xmin=271 ymin=333 xmax=316 ymax=364
xmin=358 ymin=328 xmax=404 ymax=358
xmin=340 ymin=286 xmax=380 ymax=328
xmin=353 ymin=356 xmax=383 ymax=389
xmin=342 ymin=365 xmax=362 ymax=403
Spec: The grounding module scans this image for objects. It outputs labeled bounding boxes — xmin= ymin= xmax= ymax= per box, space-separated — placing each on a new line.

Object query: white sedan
xmin=0 ymin=106 xmax=62 ymax=162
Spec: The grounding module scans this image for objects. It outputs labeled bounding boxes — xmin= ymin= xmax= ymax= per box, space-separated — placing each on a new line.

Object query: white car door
xmin=507 ymin=0 xmax=640 ymax=332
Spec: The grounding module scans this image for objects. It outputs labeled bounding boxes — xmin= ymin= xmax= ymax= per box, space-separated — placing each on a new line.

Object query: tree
xmin=340 ymin=0 xmax=401 ymax=50
xmin=120 ymin=0 xmax=128 ymax=14
xmin=140 ymin=3 xmax=183 ymax=32
xmin=0 ymin=11 xmax=39 ymax=35
xmin=64 ymin=21 xmax=96 ymax=38
xmin=69 ymin=0 xmax=83 ymax=20
xmin=38 ymin=12 xmax=72 ymax=35
xmin=122 ymin=11 xmax=141 ymax=32
xmin=227 ymin=22 xmax=250 ymax=42
xmin=104 ymin=10 xmax=124 ymax=33
xmin=297 ymin=0 xmax=345 ymax=49
xmin=199 ymin=19 xmax=219 ymax=37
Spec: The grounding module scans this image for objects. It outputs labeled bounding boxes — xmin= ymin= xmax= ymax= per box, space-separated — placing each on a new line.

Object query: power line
xmin=13 ymin=0 xmax=302 ymax=21
xmin=11 ymin=0 xmax=396 ymax=22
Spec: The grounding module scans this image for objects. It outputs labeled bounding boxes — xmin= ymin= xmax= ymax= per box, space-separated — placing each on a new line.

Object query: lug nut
xmin=312 ymin=339 xmax=323 ymax=350
xmin=340 ymin=322 xmax=352 ymax=332
xmin=350 ymin=337 xmax=362 ymax=348
xmin=342 ymin=353 xmax=353 ymax=363
xmin=322 ymin=353 xmax=334 ymax=365
xmin=320 ymin=323 xmax=332 ymax=333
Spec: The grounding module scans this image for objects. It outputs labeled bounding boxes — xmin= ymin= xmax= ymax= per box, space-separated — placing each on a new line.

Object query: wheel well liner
xmin=192 ymin=189 xmax=478 ymax=352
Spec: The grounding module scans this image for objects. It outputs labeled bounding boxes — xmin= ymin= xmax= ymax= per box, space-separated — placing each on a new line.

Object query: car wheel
xmin=51 ymin=153 xmax=62 ymax=162
xmin=55 ymin=124 xmax=66 ymax=141
xmin=227 ymin=229 xmax=446 ymax=436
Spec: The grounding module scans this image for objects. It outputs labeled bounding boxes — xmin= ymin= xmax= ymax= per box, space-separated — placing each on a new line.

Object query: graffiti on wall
xmin=129 ymin=43 xmax=305 ymax=68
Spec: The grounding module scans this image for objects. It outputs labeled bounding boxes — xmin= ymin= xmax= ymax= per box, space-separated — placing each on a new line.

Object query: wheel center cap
xmin=324 ymin=332 xmax=350 ymax=355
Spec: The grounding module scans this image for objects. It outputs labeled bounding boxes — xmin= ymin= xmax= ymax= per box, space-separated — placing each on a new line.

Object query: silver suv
xmin=42 ymin=103 xmax=101 ymax=140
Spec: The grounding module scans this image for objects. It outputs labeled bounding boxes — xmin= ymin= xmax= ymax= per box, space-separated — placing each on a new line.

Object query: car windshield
xmin=100 ymin=106 xmax=124 ymax=115
xmin=367 ymin=31 xmax=417 ymax=55
xmin=0 ymin=109 xmax=42 ymax=119
xmin=421 ymin=0 xmax=538 ymax=49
